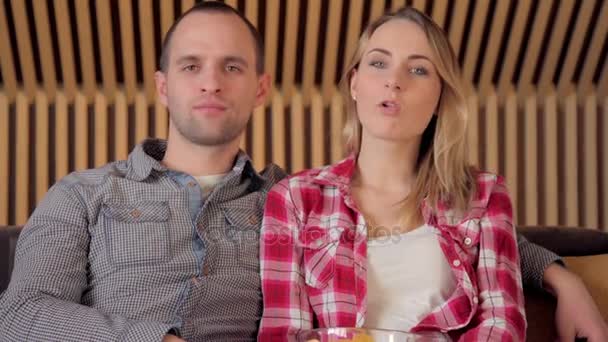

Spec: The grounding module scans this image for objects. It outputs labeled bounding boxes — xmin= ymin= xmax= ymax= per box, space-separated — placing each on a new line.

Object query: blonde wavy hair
xmin=340 ymin=6 xmax=475 ymax=216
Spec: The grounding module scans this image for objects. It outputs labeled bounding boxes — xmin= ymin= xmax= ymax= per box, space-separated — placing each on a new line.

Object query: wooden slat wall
xmin=0 ymin=0 xmax=606 ymax=230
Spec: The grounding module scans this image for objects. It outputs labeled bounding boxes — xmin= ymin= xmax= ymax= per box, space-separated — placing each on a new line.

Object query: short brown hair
xmin=158 ymin=1 xmax=264 ymax=74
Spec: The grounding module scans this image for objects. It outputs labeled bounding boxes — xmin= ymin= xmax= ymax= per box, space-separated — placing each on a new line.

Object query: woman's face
xmin=350 ymin=19 xmax=442 ymax=144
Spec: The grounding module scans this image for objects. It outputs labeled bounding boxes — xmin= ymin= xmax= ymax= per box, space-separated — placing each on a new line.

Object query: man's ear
xmin=155 ymin=71 xmax=168 ymax=107
xmin=254 ymin=73 xmax=271 ymax=107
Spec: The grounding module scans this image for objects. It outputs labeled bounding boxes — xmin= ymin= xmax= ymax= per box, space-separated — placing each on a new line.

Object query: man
xmin=0 ymin=2 xmax=605 ymax=342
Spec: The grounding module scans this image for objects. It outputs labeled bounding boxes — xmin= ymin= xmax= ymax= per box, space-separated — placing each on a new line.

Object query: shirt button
xmin=464 ymin=237 xmax=472 ymax=246
xmin=130 ymin=209 xmax=142 ymax=218
xmin=473 ymin=296 xmax=479 ymax=304
xmin=187 ymin=181 xmax=197 ymax=188
xmin=203 ymin=264 xmax=210 ymax=276
xmin=248 ymin=214 xmax=258 ymax=225
xmin=452 ymin=259 xmax=461 ymax=267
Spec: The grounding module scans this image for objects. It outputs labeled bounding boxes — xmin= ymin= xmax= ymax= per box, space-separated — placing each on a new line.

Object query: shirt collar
xmin=125 ymin=138 xmax=263 ymax=184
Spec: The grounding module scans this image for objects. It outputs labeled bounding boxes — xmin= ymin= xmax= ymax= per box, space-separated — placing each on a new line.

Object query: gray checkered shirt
xmin=0 ymin=139 xmax=559 ymax=342
xmin=0 ymin=139 xmax=286 ymax=342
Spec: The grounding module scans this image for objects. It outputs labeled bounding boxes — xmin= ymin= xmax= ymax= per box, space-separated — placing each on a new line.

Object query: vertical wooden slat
xmin=311 ymin=90 xmax=325 ymax=168
xmin=75 ymin=0 xmax=96 ymax=100
xmin=54 ymin=0 xmax=77 ymax=102
xmin=0 ymin=93 xmax=8 ymax=224
xmin=15 ymin=93 xmax=29 ymax=224
xmin=448 ymin=0 xmax=469 ymax=55
xmin=291 ymin=92 xmax=305 ymax=172
xmin=478 ymin=0 xmax=510 ymax=96
xmin=160 ymin=0 xmax=175 ymax=37
xmin=582 ymin=94 xmax=598 ymax=229
xmin=411 ymin=0 xmax=426 ymax=12
xmin=281 ymin=0 xmax=299 ymax=104
xmin=33 ymin=0 xmax=57 ymax=100
xmin=135 ymin=92 xmax=149 ymax=143
xmin=321 ymin=0 xmax=343 ymax=103
xmin=543 ymin=92 xmax=559 ymax=225
xmin=245 ymin=0 xmax=258 ymax=27
xmin=114 ymin=91 xmax=129 ymax=161
xmin=467 ymin=94 xmax=480 ymax=166
xmin=599 ymin=58 xmax=608 ymax=99
xmin=504 ymin=92 xmax=518 ymax=222
xmin=252 ymin=105 xmax=265 ymax=171
xmin=94 ymin=93 xmax=108 ymax=167
xmin=484 ymin=91 xmax=499 ymax=174
xmin=155 ymin=100 xmax=168 ymax=139
xmin=523 ymin=94 xmax=538 ymax=225
xmin=343 ymin=0 xmax=364 ymax=75
xmin=0 ymin=2 xmax=17 ymax=100
xmin=537 ymin=0 xmax=576 ymax=96
xmin=264 ymin=0 xmax=279 ymax=100
xmin=578 ymin=0 xmax=608 ymax=97
xmin=302 ymin=0 xmax=321 ymax=105
xmin=271 ymin=93 xmax=286 ymax=169
xmin=225 ymin=0 xmax=238 ymax=10
xmin=391 ymin=0 xmax=407 ymax=12
xmin=74 ymin=92 xmax=89 ymax=170
xmin=11 ymin=0 xmax=37 ymax=100
xmin=55 ymin=92 xmax=69 ymax=180
xmin=119 ymin=0 xmax=137 ymax=103
xmin=140 ymin=0 xmax=157 ymax=100
xmin=498 ymin=0 xmax=532 ymax=96
xmin=557 ymin=0 xmax=594 ymax=95
xmin=96 ymin=0 xmax=117 ymax=102
xmin=35 ymin=91 xmax=49 ymax=203
xmin=330 ymin=92 xmax=344 ymax=163
xmin=563 ymin=93 xmax=579 ymax=226
xmin=517 ymin=0 xmax=552 ymax=97
xmin=369 ymin=0 xmax=385 ymax=22
xmin=603 ymin=97 xmax=608 ymax=230
xmin=181 ymin=0 xmax=195 ymax=13
xmin=431 ymin=0 xmax=449 ymax=29
xmin=462 ymin=0 xmax=490 ymax=84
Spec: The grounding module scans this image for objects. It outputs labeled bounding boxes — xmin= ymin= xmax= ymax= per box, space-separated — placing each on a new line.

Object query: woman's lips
xmin=378 ymin=100 xmax=401 ymax=115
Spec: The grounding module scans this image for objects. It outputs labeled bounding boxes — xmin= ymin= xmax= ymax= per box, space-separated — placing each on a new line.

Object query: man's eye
xmin=183 ymin=65 xmax=199 ymax=72
xmin=226 ymin=65 xmax=242 ymax=72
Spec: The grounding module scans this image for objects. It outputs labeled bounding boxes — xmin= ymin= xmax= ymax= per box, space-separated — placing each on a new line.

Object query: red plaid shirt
xmin=258 ymin=155 xmax=526 ymax=341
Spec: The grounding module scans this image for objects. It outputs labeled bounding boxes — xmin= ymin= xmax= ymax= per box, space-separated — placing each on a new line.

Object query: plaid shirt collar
xmin=309 ymin=153 xmax=488 ymax=227
xmin=125 ymin=138 xmax=263 ymax=184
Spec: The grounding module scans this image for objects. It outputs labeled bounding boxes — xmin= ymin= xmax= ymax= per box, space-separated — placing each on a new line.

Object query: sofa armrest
xmin=518 ymin=226 xmax=608 ymax=256
xmin=564 ymin=254 xmax=608 ymax=321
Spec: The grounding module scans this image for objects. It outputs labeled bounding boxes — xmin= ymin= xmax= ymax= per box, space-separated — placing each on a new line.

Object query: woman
xmin=258 ymin=7 xmax=525 ymax=341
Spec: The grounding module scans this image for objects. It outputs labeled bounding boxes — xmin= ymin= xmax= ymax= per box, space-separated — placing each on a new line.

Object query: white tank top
xmin=364 ymin=224 xmax=457 ymax=332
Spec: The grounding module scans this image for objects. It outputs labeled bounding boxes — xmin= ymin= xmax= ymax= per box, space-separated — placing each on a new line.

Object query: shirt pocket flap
xmin=102 ymin=202 xmax=169 ymax=223
xmin=299 ymin=224 xmax=344 ymax=289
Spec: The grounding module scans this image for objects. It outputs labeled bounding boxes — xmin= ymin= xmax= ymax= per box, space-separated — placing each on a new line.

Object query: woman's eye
xmin=409 ymin=67 xmax=428 ymax=76
xmin=369 ymin=60 xmax=386 ymax=68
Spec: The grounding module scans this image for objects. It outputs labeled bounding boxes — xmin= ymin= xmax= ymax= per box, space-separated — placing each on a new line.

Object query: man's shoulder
xmin=259 ymin=163 xmax=288 ymax=188
xmin=56 ymin=160 xmax=129 ymax=189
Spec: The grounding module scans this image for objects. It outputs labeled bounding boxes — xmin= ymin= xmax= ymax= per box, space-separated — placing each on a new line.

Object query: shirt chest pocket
xmin=452 ymin=218 xmax=482 ymax=263
xmin=299 ymin=224 xmax=344 ymax=289
xmin=102 ymin=202 xmax=170 ymax=267
xmin=223 ymin=207 xmax=263 ymax=271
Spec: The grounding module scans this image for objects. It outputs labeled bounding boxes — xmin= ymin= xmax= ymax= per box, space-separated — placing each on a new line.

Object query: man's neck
xmin=162 ymin=131 xmax=241 ymax=177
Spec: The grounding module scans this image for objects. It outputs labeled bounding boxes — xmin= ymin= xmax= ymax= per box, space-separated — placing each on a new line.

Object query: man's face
xmin=155 ymin=12 xmax=269 ymax=147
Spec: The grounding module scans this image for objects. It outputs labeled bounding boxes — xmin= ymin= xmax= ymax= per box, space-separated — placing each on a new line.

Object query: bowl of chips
xmin=296 ymin=328 xmax=449 ymax=342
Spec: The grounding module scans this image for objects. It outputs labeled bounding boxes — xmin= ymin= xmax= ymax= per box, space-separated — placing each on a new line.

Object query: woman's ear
xmin=350 ymin=70 xmax=358 ymax=101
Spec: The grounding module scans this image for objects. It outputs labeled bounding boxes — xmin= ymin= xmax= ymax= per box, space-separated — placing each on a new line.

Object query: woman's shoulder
xmin=468 ymin=168 xmax=511 ymax=213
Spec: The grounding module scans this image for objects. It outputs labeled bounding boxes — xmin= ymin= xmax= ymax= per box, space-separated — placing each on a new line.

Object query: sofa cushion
xmin=519 ymin=226 xmax=608 ymax=256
